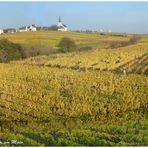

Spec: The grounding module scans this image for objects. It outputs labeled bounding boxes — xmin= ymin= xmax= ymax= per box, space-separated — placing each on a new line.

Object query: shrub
xmin=108 ymin=125 xmax=125 ymax=134
xmin=0 ymin=38 xmax=22 ymax=62
xmin=21 ymin=45 xmax=39 ymax=58
xmin=57 ymin=37 xmax=76 ymax=53
xmin=110 ymin=35 xmax=141 ymax=49
xmin=0 ymin=50 xmax=8 ymax=63
xmin=95 ymin=139 xmax=112 ymax=146
xmin=20 ymin=44 xmax=54 ymax=58
xmin=56 ymin=138 xmax=79 ymax=146
xmin=129 ymin=35 xmax=141 ymax=44
xmin=40 ymin=134 xmax=55 ymax=146
xmin=77 ymin=46 xmax=93 ymax=52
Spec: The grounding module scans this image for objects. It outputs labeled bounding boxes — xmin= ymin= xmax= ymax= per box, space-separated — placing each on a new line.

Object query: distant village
xmin=0 ymin=17 xmax=68 ymax=34
xmin=0 ymin=17 xmax=113 ymax=35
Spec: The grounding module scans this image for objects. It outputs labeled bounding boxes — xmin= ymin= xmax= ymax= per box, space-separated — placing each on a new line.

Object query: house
xmin=19 ymin=25 xmax=37 ymax=32
xmin=3 ymin=28 xmax=16 ymax=34
xmin=108 ymin=29 xmax=112 ymax=33
xmin=100 ymin=29 xmax=104 ymax=33
xmin=57 ymin=17 xmax=67 ymax=32
xmin=28 ymin=24 xmax=37 ymax=31
xmin=0 ymin=29 xmax=3 ymax=34
xmin=19 ymin=26 xmax=28 ymax=32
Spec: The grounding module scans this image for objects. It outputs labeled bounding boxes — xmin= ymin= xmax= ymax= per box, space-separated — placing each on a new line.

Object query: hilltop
xmin=0 ymin=31 xmax=130 ymax=48
xmin=0 ymin=31 xmax=131 ymax=62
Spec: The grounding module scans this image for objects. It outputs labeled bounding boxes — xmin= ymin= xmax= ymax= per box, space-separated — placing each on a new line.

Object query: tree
xmin=0 ymin=38 xmax=22 ymax=62
xmin=57 ymin=37 xmax=76 ymax=53
xmin=48 ymin=25 xmax=58 ymax=31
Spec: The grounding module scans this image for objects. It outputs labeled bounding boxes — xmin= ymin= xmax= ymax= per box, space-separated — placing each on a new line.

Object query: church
xmin=57 ymin=17 xmax=68 ymax=32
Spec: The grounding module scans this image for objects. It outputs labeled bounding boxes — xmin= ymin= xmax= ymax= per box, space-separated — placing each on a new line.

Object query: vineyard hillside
xmin=13 ymin=36 xmax=148 ymax=74
xmin=0 ymin=32 xmax=148 ymax=146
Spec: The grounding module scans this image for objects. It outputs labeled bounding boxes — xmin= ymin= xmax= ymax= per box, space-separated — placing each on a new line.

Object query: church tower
xmin=59 ymin=17 xmax=61 ymax=23
xmin=57 ymin=17 xmax=63 ymax=27
xmin=57 ymin=17 xmax=68 ymax=31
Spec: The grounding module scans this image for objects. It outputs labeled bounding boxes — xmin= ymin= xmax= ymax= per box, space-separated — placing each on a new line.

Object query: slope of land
xmin=13 ymin=42 xmax=148 ymax=74
xmin=0 ymin=63 xmax=148 ymax=146
xmin=0 ymin=32 xmax=148 ymax=146
xmin=0 ymin=31 xmax=130 ymax=48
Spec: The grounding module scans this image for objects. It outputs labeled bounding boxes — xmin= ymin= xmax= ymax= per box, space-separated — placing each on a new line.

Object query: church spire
xmin=59 ymin=17 xmax=61 ymax=23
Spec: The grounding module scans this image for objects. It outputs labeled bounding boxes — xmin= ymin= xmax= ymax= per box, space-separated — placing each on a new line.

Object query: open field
xmin=0 ymin=31 xmax=130 ymax=48
xmin=0 ymin=31 xmax=148 ymax=146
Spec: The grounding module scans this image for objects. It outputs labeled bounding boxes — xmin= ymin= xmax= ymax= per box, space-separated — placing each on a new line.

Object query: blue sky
xmin=0 ymin=2 xmax=148 ymax=34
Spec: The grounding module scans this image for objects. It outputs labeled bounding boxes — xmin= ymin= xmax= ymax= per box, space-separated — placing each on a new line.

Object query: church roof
xmin=28 ymin=24 xmax=36 ymax=28
xmin=19 ymin=26 xmax=26 ymax=30
xmin=63 ymin=24 xmax=67 ymax=27
xmin=57 ymin=23 xmax=67 ymax=28
xmin=31 ymin=24 xmax=36 ymax=27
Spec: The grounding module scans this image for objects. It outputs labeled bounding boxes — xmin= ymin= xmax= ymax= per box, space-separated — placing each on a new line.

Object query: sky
xmin=0 ymin=2 xmax=148 ymax=34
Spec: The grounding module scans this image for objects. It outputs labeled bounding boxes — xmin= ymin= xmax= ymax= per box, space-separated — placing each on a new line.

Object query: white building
xmin=0 ymin=29 xmax=3 ymax=34
xmin=19 ymin=26 xmax=28 ymax=32
xmin=19 ymin=25 xmax=37 ymax=32
xmin=3 ymin=28 xmax=16 ymax=34
xmin=57 ymin=17 xmax=67 ymax=32
xmin=100 ymin=29 xmax=104 ymax=33
xmin=108 ymin=29 xmax=112 ymax=33
xmin=28 ymin=24 xmax=37 ymax=31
